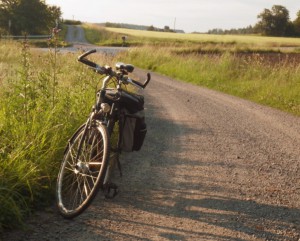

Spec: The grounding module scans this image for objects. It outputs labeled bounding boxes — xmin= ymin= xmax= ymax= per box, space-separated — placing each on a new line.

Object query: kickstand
xmin=104 ymin=182 xmax=118 ymax=199
xmin=117 ymin=157 xmax=122 ymax=177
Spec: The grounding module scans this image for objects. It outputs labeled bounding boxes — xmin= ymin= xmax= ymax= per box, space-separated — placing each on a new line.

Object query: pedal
xmin=104 ymin=182 xmax=118 ymax=199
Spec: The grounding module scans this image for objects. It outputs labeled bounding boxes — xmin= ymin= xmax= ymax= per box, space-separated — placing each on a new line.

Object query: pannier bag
xmin=121 ymin=109 xmax=147 ymax=152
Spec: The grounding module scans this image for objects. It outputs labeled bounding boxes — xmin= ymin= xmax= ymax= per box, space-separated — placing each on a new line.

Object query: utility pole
xmin=174 ymin=17 xmax=176 ymax=32
xmin=8 ymin=19 xmax=11 ymax=35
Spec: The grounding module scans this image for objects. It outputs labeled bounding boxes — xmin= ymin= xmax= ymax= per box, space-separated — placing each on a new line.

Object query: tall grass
xmin=0 ymin=40 xmax=113 ymax=231
xmin=121 ymin=46 xmax=300 ymax=116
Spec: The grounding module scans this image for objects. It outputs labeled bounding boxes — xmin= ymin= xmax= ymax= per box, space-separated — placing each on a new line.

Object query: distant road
xmin=63 ymin=25 xmax=127 ymax=54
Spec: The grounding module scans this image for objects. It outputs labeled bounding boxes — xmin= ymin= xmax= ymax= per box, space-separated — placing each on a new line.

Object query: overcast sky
xmin=46 ymin=0 xmax=299 ymax=33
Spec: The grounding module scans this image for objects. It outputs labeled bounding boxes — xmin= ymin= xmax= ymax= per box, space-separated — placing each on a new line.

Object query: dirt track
xmin=1 ymin=67 xmax=300 ymax=241
xmin=63 ymin=25 xmax=127 ymax=54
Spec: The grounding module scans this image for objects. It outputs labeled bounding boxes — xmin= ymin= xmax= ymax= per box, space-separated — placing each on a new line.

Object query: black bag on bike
xmin=104 ymin=88 xmax=144 ymax=114
xmin=121 ymin=109 xmax=147 ymax=152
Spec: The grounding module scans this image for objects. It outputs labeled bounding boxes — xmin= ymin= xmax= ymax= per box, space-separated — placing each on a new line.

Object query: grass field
xmin=82 ymin=24 xmax=300 ymax=52
xmin=106 ymin=27 xmax=300 ymax=49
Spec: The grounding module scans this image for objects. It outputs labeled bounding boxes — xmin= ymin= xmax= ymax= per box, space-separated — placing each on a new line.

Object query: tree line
xmin=0 ymin=0 xmax=61 ymax=35
xmin=208 ymin=5 xmax=300 ymax=37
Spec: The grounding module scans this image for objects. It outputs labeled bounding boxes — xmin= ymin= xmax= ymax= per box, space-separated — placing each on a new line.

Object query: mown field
xmin=106 ymin=27 xmax=300 ymax=49
xmin=0 ymin=40 xmax=115 ymax=231
xmin=82 ymin=24 xmax=300 ymax=53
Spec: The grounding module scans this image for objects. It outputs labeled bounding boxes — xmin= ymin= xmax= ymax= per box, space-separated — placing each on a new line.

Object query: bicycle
xmin=56 ymin=49 xmax=151 ymax=219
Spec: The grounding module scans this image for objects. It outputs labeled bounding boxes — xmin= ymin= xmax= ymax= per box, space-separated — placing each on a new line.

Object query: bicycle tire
xmin=56 ymin=121 xmax=110 ymax=219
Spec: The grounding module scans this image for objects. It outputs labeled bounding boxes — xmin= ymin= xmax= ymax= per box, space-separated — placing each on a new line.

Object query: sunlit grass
xmin=121 ymin=46 xmax=300 ymax=115
xmin=83 ymin=23 xmax=126 ymax=46
xmin=0 ymin=40 xmax=115 ymax=231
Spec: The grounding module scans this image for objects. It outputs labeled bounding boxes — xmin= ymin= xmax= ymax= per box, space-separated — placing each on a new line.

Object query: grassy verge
xmin=0 ymin=40 xmax=114 ymax=231
xmin=82 ymin=23 xmax=129 ymax=46
xmin=121 ymin=46 xmax=300 ymax=116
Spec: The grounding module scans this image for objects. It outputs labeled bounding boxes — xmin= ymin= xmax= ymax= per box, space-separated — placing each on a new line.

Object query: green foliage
xmin=256 ymin=5 xmax=290 ymax=36
xmin=0 ymin=0 xmax=61 ymax=35
xmin=207 ymin=5 xmax=300 ymax=37
xmin=122 ymin=46 xmax=300 ymax=116
xmin=207 ymin=25 xmax=256 ymax=35
xmin=294 ymin=11 xmax=300 ymax=36
xmin=255 ymin=5 xmax=300 ymax=37
xmin=63 ymin=19 xmax=82 ymax=25
xmin=0 ymin=40 xmax=113 ymax=231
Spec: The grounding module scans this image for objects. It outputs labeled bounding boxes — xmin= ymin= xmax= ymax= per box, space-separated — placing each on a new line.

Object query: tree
xmin=0 ymin=0 xmax=61 ymax=35
xmin=294 ymin=10 xmax=300 ymax=36
xmin=256 ymin=5 xmax=290 ymax=36
xmin=164 ymin=25 xmax=174 ymax=32
xmin=147 ymin=25 xmax=155 ymax=31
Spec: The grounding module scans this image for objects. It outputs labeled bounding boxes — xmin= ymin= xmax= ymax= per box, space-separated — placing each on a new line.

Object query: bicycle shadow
xmin=86 ymin=98 xmax=300 ymax=241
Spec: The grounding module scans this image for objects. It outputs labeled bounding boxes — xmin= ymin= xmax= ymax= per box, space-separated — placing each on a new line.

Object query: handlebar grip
xmin=78 ymin=49 xmax=98 ymax=68
xmin=78 ymin=49 xmax=96 ymax=61
xmin=143 ymin=73 xmax=151 ymax=88
xmin=131 ymin=73 xmax=151 ymax=89
xmin=79 ymin=58 xmax=97 ymax=68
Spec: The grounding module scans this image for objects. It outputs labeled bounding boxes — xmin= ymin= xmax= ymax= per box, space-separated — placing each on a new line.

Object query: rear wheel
xmin=56 ymin=121 xmax=110 ymax=219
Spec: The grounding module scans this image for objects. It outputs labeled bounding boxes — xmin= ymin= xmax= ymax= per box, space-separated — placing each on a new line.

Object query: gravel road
xmin=63 ymin=25 xmax=127 ymax=54
xmin=2 ymin=68 xmax=300 ymax=241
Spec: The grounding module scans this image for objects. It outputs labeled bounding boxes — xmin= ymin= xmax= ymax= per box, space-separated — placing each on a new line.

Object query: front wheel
xmin=56 ymin=121 xmax=110 ymax=219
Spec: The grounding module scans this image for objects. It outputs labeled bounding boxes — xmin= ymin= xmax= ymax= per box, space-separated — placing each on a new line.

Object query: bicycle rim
xmin=56 ymin=122 xmax=110 ymax=218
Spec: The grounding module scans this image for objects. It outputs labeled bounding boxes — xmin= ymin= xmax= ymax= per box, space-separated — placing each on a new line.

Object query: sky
xmin=46 ymin=0 xmax=300 ymax=33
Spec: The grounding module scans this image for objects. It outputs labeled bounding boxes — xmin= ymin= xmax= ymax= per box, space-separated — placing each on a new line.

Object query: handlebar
xmin=78 ymin=49 xmax=96 ymax=60
xmin=78 ymin=49 xmax=98 ymax=68
xmin=127 ymin=73 xmax=151 ymax=89
xmin=78 ymin=49 xmax=151 ymax=89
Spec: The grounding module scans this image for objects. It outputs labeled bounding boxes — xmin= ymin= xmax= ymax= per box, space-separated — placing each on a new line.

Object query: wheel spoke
xmin=88 ymin=161 xmax=103 ymax=165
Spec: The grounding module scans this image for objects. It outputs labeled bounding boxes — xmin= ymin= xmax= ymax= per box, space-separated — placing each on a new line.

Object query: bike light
xmin=101 ymin=103 xmax=111 ymax=113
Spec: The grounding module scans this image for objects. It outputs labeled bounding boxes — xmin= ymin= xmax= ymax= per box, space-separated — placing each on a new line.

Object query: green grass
xmin=121 ymin=46 xmax=300 ymax=116
xmin=0 ymin=40 xmax=114 ymax=231
xmin=83 ymin=24 xmax=128 ymax=46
